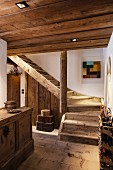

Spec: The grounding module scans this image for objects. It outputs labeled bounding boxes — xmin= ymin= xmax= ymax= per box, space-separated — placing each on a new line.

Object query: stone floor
xmin=18 ymin=127 xmax=100 ymax=170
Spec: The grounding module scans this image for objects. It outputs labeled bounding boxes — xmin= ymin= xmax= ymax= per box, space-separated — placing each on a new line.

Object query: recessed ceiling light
xmin=16 ymin=1 xmax=29 ymax=9
xmin=71 ymin=38 xmax=77 ymax=42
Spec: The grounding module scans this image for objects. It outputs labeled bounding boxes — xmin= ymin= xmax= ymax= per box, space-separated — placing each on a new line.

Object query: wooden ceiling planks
xmin=0 ymin=0 xmax=64 ymax=16
xmin=2 ymin=13 xmax=113 ymax=41
xmin=0 ymin=0 xmax=113 ymax=55
xmin=8 ymin=28 xmax=112 ymax=48
xmin=7 ymin=38 xmax=109 ymax=55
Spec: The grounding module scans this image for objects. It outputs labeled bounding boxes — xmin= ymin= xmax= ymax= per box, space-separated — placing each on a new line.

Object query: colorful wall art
xmin=82 ymin=61 xmax=101 ymax=78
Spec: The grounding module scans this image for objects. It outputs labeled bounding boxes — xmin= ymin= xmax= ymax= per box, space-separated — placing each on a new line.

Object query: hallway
xmin=18 ymin=128 xmax=100 ymax=170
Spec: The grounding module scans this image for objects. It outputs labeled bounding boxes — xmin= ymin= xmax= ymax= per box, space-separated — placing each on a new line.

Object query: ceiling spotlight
xmin=71 ymin=38 xmax=77 ymax=42
xmin=16 ymin=1 xmax=29 ymax=9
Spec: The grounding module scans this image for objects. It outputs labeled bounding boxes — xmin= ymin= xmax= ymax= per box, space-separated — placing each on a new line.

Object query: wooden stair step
xmin=59 ymin=132 xmax=98 ymax=146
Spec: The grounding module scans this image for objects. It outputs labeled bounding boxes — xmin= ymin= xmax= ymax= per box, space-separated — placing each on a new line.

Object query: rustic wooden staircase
xmin=8 ymin=55 xmax=60 ymax=98
xmin=8 ymin=55 xmax=102 ymax=104
xmin=8 ymin=55 xmax=101 ymax=146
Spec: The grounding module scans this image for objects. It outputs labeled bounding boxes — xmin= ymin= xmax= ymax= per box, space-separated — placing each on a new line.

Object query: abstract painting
xmin=82 ymin=61 xmax=101 ymax=78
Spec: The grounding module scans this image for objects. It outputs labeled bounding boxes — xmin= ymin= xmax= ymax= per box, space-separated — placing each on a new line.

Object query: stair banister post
xmin=60 ymin=51 xmax=67 ymax=116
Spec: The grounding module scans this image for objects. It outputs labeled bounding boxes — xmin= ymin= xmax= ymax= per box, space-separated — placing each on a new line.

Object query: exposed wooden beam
xmin=7 ymin=38 xmax=109 ymax=55
xmin=60 ymin=51 xmax=67 ymax=115
xmin=2 ymin=13 xmax=113 ymax=42
xmin=8 ymin=55 xmax=60 ymax=98
xmin=7 ymin=27 xmax=112 ymax=48
xmin=0 ymin=0 xmax=65 ymax=16
xmin=1 ymin=0 xmax=113 ymax=30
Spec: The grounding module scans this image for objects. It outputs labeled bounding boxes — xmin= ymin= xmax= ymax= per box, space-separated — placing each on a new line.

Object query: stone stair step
xmin=67 ymin=105 xmax=100 ymax=112
xmin=59 ymin=132 xmax=98 ymax=146
xmin=64 ymin=119 xmax=98 ymax=126
xmin=62 ymin=129 xmax=98 ymax=137
xmin=63 ymin=120 xmax=98 ymax=132
xmin=67 ymin=98 xmax=101 ymax=105
xmin=65 ymin=112 xmax=99 ymax=122
xmin=67 ymin=91 xmax=74 ymax=97
xmin=67 ymin=96 xmax=93 ymax=100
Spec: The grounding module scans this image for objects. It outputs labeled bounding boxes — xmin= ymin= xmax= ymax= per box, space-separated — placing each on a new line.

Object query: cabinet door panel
xmin=0 ymin=123 xmax=15 ymax=165
xmin=19 ymin=113 xmax=31 ymax=147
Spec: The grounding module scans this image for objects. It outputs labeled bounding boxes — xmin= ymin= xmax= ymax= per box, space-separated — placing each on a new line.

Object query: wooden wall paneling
xmin=60 ymin=51 xmax=67 ymax=115
xmin=51 ymin=94 xmax=60 ymax=128
xmin=27 ymin=75 xmax=60 ymax=128
xmin=38 ymin=84 xmax=51 ymax=114
xmin=33 ymin=80 xmax=39 ymax=123
xmin=28 ymin=75 xmax=35 ymax=125
xmin=7 ymin=74 xmax=20 ymax=107
xmin=7 ymin=74 xmax=12 ymax=102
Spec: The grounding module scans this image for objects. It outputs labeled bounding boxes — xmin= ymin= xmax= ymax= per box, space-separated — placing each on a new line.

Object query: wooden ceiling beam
xmin=1 ymin=0 xmax=113 ymax=26
xmin=7 ymin=38 xmax=108 ymax=55
xmin=7 ymin=27 xmax=112 ymax=48
xmin=2 ymin=13 xmax=113 ymax=42
xmin=0 ymin=0 xmax=64 ymax=16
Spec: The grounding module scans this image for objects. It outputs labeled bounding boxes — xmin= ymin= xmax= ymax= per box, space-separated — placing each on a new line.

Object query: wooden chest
xmin=0 ymin=107 xmax=34 ymax=170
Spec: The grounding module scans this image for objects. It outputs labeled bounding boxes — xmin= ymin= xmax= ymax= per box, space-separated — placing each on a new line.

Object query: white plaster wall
xmin=27 ymin=52 xmax=60 ymax=81
xmin=67 ymin=49 xmax=105 ymax=98
xmin=105 ymin=33 xmax=113 ymax=112
xmin=0 ymin=39 xmax=7 ymax=108
xmin=27 ymin=48 xmax=105 ymax=98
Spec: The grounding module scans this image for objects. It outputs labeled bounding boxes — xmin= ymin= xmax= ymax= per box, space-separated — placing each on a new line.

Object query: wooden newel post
xmin=60 ymin=51 xmax=67 ymax=116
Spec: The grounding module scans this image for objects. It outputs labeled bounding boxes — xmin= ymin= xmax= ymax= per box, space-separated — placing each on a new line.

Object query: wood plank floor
xmin=17 ymin=127 xmax=100 ymax=170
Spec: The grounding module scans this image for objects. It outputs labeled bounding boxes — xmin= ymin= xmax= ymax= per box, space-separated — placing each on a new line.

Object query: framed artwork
xmin=82 ymin=61 xmax=101 ymax=78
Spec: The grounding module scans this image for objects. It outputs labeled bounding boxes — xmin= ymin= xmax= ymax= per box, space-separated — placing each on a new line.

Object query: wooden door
xmin=7 ymin=75 xmax=20 ymax=107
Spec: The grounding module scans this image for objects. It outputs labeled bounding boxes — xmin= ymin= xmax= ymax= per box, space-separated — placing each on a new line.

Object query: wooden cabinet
xmin=0 ymin=123 xmax=15 ymax=166
xmin=99 ymin=117 xmax=113 ymax=169
xmin=0 ymin=107 xmax=34 ymax=170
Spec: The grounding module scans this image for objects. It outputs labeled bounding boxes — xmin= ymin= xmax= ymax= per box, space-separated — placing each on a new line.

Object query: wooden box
xmin=37 ymin=115 xmax=53 ymax=123
xmin=36 ymin=121 xmax=54 ymax=132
